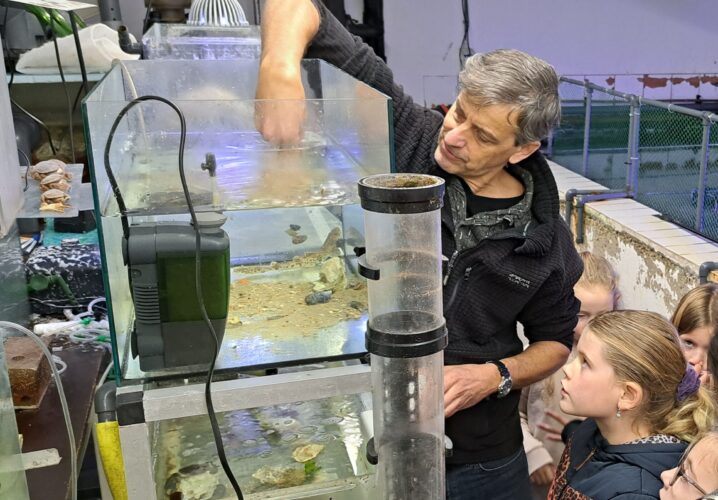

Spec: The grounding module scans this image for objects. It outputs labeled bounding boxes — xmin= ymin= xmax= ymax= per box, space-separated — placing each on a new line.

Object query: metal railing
xmin=552 ymin=77 xmax=718 ymax=241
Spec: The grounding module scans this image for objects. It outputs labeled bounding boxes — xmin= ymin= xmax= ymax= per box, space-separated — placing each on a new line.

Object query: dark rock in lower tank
xmin=304 ymin=290 xmax=332 ymax=305
xmin=349 ymin=301 xmax=364 ymax=311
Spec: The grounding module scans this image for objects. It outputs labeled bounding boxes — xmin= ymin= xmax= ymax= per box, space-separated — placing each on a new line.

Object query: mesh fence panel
xmin=551 ymin=82 xmax=586 ymax=173
xmin=633 ymin=106 xmax=707 ymax=235
xmin=585 ymin=90 xmax=631 ymax=190
xmin=553 ymin=79 xmax=718 ymax=242
xmin=701 ymin=127 xmax=718 ymax=241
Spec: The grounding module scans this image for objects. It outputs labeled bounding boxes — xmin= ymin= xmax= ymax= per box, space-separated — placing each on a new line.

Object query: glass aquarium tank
xmin=82 ymin=58 xmax=393 ymax=382
xmin=142 ymin=24 xmax=261 ymax=60
xmin=152 ymin=391 xmax=376 ymax=499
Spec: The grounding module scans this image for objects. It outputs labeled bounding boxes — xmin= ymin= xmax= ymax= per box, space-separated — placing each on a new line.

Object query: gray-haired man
xmin=256 ymin=1 xmax=582 ymax=498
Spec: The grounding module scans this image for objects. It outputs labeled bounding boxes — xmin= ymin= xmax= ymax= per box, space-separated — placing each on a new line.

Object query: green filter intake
xmin=158 ymin=250 xmax=230 ymax=322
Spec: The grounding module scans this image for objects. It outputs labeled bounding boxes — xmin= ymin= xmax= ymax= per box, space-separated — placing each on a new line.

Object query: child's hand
xmin=537 ymin=410 xmax=570 ymax=442
xmin=530 ymin=463 xmax=556 ymax=486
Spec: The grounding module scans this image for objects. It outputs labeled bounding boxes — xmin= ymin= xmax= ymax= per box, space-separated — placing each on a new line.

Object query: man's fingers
xmin=443 ymin=368 xmax=460 ymax=392
xmin=443 ymin=385 xmax=465 ymax=418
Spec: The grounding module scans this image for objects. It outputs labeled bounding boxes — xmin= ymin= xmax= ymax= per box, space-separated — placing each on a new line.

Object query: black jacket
xmin=550 ymin=419 xmax=687 ymax=499
xmin=308 ymin=0 xmax=582 ymax=464
xmin=439 ymin=151 xmax=581 ymax=463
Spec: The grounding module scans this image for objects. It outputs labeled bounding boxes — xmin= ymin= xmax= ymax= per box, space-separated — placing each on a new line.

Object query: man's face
xmin=434 ymin=93 xmax=540 ymax=181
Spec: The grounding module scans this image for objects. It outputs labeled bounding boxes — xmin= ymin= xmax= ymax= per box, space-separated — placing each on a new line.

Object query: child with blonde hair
xmin=521 ymin=252 xmax=620 ymax=495
xmin=671 ymin=283 xmax=718 ymax=385
xmin=549 ymin=310 xmax=716 ymax=499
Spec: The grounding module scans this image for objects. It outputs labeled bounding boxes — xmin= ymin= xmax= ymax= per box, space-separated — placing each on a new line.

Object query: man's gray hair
xmin=458 ymin=49 xmax=561 ymax=145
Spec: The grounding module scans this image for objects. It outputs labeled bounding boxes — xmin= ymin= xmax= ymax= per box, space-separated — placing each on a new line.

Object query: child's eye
xmin=680 ymin=338 xmax=695 ymax=350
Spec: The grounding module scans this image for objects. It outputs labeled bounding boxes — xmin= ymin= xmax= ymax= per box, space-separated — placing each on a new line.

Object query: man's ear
xmin=619 ymin=381 xmax=644 ymax=413
xmin=508 ymin=141 xmax=541 ymax=164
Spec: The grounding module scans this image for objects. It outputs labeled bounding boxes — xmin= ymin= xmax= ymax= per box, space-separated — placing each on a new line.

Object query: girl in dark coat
xmin=549 ymin=310 xmax=716 ymax=499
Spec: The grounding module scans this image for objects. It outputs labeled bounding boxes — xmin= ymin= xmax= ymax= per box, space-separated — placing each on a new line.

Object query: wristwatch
xmin=486 ymin=360 xmax=513 ymax=398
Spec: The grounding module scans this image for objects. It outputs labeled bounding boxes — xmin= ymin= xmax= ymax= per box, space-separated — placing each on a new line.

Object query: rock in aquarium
xmin=304 ymin=290 xmax=332 ymax=305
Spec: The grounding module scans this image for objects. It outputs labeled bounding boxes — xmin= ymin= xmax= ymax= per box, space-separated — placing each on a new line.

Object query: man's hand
xmin=537 ymin=410 xmax=570 ymax=442
xmin=255 ymin=62 xmax=307 ymax=146
xmin=443 ymin=364 xmax=500 ymax=418
xmin=254 ymin=0 xmax=320 ymax=146
xmin=530 ymin=463 xmax=556 ymax=486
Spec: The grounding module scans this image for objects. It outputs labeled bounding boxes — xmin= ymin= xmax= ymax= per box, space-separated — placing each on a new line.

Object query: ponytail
xmin=659 ymin=386 xmax=716 ymax=443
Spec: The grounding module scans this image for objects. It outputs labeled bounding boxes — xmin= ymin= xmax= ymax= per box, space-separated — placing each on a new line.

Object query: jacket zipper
xmin=443 ymin=250 xmax=459 ymax=286
xmin=555 ymin=447 xmax=596 ymax=500
xmin=441 ymin=229 xmax=528 ymax=313
xmin=444 ymin=265 xmax=473 ymax=312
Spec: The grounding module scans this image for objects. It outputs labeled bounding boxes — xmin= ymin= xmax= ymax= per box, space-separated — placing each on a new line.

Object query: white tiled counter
xmin=549 ymin=160 xmax=718 ymax=316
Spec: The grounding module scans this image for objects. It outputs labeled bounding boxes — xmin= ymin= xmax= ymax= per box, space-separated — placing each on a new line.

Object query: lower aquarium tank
xmin=82 ymin=58 xmax=393 ymax=382
xmin=153 ymin=391 xmax=375 ymax=499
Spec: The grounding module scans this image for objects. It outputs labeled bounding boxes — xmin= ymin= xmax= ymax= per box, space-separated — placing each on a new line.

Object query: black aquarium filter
xmin=123 ymin=212 xmax=230 ymax=371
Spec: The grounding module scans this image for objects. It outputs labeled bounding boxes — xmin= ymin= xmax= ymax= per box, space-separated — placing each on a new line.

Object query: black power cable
xmin=10 ymin=98 xmax=58 ymax=156
xmin=459 ymin=0 xmax=473 ymax=67
xmin=68 ymin=11 xmax=89 ymax=97
xmin=49 ymin=16 xmax=76 ymax=163
xmin=18 ymin=147 xmax=31 ymax=191
xmin=142 ymin=0 xmax=154 ymax=34
xmin=103 ymin=95 xmax=244 ymax=500
xmin=71 ymin=85 xmax=84 ymax=114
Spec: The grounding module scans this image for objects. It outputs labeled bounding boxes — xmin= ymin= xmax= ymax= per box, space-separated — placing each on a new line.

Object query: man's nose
xmin=444 ymin=123 xmax=469 ymax=148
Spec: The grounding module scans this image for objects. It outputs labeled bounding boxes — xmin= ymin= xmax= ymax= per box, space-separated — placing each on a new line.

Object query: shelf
xmin=7 ymin=72 xmax=105 ymax=85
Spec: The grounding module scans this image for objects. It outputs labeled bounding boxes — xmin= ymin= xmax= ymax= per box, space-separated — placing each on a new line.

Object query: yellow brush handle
xmin=95 ymin=421 xmax=128 ymax=500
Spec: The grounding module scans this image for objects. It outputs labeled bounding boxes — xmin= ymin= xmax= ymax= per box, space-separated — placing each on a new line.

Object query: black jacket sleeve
xmin=306 ymin=0 xmax=444 ymax=173
xmin=517 ymin=220 xmax=581 ymax=350
xmin=517 ymin=273 xmax=579 ymax=351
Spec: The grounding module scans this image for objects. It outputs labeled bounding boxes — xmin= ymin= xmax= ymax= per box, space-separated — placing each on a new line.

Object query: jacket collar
xmin=434 ymin=151 xmax=561 ymax=257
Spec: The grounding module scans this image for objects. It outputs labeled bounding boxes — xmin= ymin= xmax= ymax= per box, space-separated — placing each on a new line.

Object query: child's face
xmin=560 ymin=330 xmax=623 ymax=418
xmin=660 ymin=437 xmax=718 ymax=500
xmin=574 ymin=285 xmax=615 ymax=345
xmin=679 ymin=325 xmax=713 ymax=384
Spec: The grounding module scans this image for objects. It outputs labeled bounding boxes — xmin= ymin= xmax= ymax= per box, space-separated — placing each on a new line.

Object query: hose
xmin=0 ymin=321 xmax=76 ymax=500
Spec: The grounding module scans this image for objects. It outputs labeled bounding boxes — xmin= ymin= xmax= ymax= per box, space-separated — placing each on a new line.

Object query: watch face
xmin=498 ymin=378 xmax=512 ymax=397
